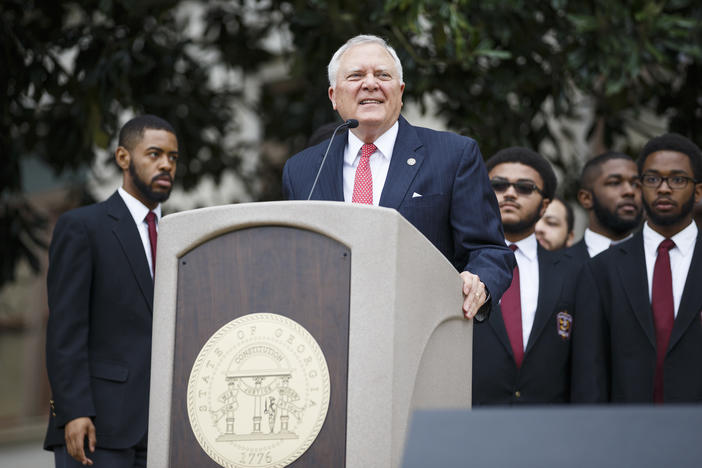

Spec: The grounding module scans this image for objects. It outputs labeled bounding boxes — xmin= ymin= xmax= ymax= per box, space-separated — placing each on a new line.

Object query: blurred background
xmin=2 ymin=0 xmax=701 ymax=463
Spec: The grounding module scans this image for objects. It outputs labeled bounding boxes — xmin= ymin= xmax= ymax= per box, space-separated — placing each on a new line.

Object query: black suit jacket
xmin=45 ymin=192 xmax=154 ymax=449
xmin=562 ymin=238 xmax=590 ymax=266
xmin=282 ymin=116 xmax=515 ymax=314
xmin=571 ymin=229 xmax=702 ymax=403
xmin=472 ymin=245 xmax=575 ymax=405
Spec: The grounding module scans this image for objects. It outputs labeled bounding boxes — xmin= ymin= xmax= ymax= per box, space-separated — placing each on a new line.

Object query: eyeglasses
xmin=639 ymin=174 xmax=697 ymax=190
xmin=490 ymin=179 xmax=544 ymax=196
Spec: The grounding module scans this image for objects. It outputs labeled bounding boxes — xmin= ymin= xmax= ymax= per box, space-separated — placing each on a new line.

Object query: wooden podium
xmin=147 ymin=201 xmax=472 ymax=468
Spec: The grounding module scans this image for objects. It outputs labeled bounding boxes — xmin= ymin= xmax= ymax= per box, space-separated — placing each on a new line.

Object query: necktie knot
xmin=658 ymin=238 xmax=675 ymax=253
xmin=145 ymin=211 xmax=156 ymax=225
xmin=509 ymin=244 xmax=518 ymax=252
xmin=361 ymin=143 xmax=377 ymax=160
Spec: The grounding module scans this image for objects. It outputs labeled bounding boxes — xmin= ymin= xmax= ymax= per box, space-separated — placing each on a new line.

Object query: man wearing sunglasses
xmin=572 ymin=133 xmax=702 ymax=403
xmin=473 ymin=147 xmax=575 ymax=405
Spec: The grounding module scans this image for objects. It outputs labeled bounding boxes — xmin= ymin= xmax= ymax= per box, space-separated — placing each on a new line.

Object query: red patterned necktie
xmin=652 ymin=238 xmax=675 ymax=403
xmin=145 ymin=211 xmax=158 ymax=277
xmin=502 ymin=244 xmax=524 ymax=367
xmin=352 ymin=143 xmax=377 ymax=204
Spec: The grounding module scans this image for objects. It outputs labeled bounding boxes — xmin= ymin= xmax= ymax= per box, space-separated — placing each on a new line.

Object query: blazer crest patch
xmin=556 ymin=311 xmax=573 ymax=340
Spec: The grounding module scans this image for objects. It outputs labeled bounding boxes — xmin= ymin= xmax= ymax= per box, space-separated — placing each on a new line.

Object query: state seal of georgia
xmin=187 ymin=313 xmax=331 ymax=468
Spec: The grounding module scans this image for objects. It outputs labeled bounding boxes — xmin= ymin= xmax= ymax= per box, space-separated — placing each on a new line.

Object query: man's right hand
xmin=64 ymin=416 xmax=96 ymax=466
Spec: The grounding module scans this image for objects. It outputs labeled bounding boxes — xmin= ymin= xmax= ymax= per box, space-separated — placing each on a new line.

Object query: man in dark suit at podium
xmin=44 ymin=115 xmax=179 ymax=466
xmin=572 ymin=133 xmax=702 ymax=403
xmin=282 ymin=34 xmax=514 ymax=321
xmin=473 ymin=147 xmax=575 ymax=404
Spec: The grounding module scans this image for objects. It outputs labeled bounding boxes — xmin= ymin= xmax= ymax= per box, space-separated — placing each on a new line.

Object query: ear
xmin=328 ymin=86 xmax=337 ymax=110
xmin=539 ymin=198 xmax=550 ymax=218
xmin=577 ymin=189 xmax=593 ymax=209
xmin=115 ymin=146 xmax=130 ymax=172
xmin=566 ymin=230 xmax=575 ymax=247
xmin=694 ymin=182 xmax=702 ymax=204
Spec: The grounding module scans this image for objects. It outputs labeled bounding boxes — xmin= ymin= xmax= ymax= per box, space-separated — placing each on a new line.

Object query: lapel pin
xmin=407 ymin=157 xmax=416 ymax=166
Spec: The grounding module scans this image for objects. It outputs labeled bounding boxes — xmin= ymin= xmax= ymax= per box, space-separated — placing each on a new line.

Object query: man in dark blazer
xmin=45 ymin=115 xmax=179 ymax=466
xmin=282 ymin=34 xmax=514 ymax=320
xmin=571 ymin=133 xmax=702 ymax=403
xmin=563 ymin=152 xmax=643 ymax=266
xmin=472 ymin=147 xmax=575 ymax=405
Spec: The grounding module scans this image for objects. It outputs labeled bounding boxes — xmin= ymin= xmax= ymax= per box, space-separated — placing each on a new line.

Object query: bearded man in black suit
xmin=45 ymin=115 xmax=178 ymax=467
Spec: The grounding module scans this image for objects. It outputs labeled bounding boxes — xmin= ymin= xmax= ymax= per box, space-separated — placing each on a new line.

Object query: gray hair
xmin=327 ymin=34 xmax=404 ymax=88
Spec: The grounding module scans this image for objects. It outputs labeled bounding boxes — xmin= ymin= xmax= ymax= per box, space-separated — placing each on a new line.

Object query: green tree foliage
xmin=2 ymin=0 xmax=702 ymax=287
xmin=1 ymin=0 xmax=251 ymax=287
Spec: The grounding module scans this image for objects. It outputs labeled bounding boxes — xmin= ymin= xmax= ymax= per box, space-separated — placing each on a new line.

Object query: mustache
xmin=151 ymin=172 xmax=173 ymax=183
xmin=653 ymin=196 xmax=675 ymax=205
xmin=499 ymin=201 xmax=520 ymax=209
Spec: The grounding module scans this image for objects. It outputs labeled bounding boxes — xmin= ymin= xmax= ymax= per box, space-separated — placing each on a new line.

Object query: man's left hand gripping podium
xmin=147 ymin=201 xmax=472 ymax=468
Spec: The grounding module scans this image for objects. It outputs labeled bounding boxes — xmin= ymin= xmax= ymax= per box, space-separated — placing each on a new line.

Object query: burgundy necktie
xmin=145 ymin=211 xmax=158 ymax=277
xmin=652 ymin=238 xmax=675 ymax=403
xmin=502 ymin=244 xmax=524 ymax=367
xmin=352 ymin=143 xmax=377 ymax=204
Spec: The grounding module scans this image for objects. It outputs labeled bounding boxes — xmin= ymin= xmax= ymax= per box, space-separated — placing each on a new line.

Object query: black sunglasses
xmin=490 ymin=179 xmax=544 ymax=196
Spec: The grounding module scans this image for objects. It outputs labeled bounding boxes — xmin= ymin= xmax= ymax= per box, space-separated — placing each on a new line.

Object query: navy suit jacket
xmin=473 ymin=245 xmax=575 ymax=405
xmin=45 ymin=192 xmax=154 ymax=449
xmin=571 ymin=229 xmax=702 ymax=403
xmin=282 ymin=116 xmax=514 ymax=309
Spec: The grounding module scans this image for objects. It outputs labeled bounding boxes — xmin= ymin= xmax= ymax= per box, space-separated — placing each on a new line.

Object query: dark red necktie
xmin=352 ymin=143 xmax=377 ymax=204
xmin=652 ymin=238 xmax=675 ymax=403
xmin=502 ymin=244 xmax=524 ymax=367
xmin=145 ymin=211 xmax=158 ymax=277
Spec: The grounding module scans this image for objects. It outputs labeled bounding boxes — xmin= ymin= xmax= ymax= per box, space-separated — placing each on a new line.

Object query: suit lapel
xmin=487 ymin=302 xmax=516 ymax=360
xmin=107 ymin=193 xmax=154 ymax=311
xmin=313 ymin=135 xmax=345 ymax=202
xmin=574 ymin=239 xmax=590 ymax=261
xmin=616 ymin=232 xmax=655 ymax=347
xmin=668 ymin=233 xmax=702 ymax=351
xmin=378 ymin=116 xmax=424 ymax=209
xmin=525 ymin=247 xmax=560 ymax=353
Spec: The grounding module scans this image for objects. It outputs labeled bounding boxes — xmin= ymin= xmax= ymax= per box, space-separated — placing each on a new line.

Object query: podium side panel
xmin=167 ymin=226 xmax=350 ymax=467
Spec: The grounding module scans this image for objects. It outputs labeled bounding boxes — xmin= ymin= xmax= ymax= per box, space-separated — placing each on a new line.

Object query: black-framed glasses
xmin=639 ymin=174 xmax=697 ymax=190
xmin=490 ymin=179 xmax=544 ymax=196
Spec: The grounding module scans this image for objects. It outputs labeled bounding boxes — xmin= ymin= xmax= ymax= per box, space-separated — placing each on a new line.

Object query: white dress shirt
xmin=342 ymin=121 xmax=399 ymax=205
xmin=643 ymin=221 xmax=698 ymax=318
xmin=584 ymin=228 xmax=633 ymax=258
xmin=507 ymin=234 xmax=540 ymax=349
xmin=118 ymin=187 xmax=162 ymax=278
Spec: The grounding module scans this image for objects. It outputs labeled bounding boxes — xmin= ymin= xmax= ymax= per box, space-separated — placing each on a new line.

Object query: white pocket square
xmin=412 ymin=192 xmax=423 ymax=198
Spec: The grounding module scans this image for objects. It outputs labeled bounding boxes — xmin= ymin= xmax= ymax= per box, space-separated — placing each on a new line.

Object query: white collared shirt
xmin=118 ymin=187 xmax=162 ymax=278
xmin=584 ymin=228 xmax=633 ymax=257
xmin=643 ymin=221 xmax=698 ymax=318
xmin=342 ymin=121 xmax=399 ymax=205
xmin=506 ymin=234 xmax=540 ymax=349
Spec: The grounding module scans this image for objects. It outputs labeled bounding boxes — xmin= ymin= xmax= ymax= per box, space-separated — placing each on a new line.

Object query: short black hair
xmin=638 ymin=133 xmax=702 ymax=181
xmin=579 ymin=151 xmax=634 ymax=190
xmin=307 ymin=121 xmax=346 ymax=147
xmin=118 ymin=114 xmax=176 ymax=151
xmin=486 ymin=146 xmax=557 ymax=200
xmin=552 ymin=196 xmax=574 ymax=233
